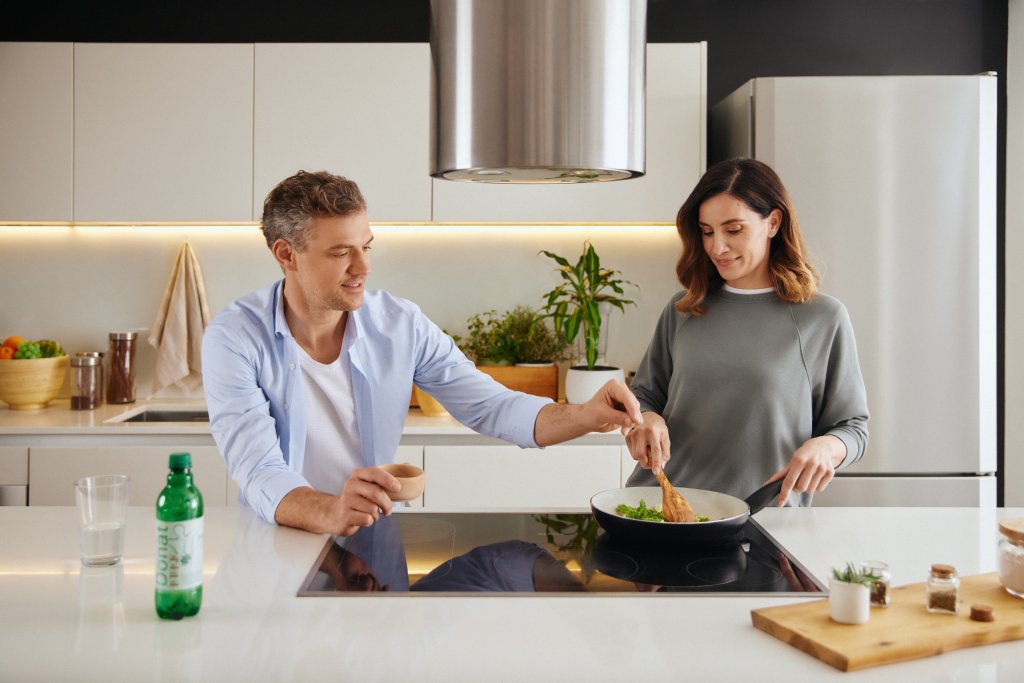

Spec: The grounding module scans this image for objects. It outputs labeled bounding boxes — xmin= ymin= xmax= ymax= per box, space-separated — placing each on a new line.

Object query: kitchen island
xmin=2 ymin=505 xmax=1023 ymax=682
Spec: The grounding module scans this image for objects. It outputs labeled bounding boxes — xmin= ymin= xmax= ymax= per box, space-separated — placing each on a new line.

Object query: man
xmin=203 ymin=170 xmax=642 ymax=536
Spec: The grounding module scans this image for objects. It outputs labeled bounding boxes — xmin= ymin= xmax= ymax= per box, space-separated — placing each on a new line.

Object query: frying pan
xmin=590 ymin=479 xmax=783 ymax=545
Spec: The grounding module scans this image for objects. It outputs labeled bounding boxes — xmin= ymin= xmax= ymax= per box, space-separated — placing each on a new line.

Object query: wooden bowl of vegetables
xmin=0 ymin=338 xmax=69 ymax=410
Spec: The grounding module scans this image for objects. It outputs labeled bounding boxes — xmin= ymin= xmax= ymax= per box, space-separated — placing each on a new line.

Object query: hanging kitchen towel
xmin=148 ymin=241 xmax=212 ymax=395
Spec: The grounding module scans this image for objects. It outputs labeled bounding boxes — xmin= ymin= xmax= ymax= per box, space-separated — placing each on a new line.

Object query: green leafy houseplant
xmin=459 ymin=306 xmax=569 ymax=365
xmin=539 ymin=242 xmax=637 ymax=370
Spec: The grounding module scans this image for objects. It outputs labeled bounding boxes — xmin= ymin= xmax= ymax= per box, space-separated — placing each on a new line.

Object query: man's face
xmin=287 ymin=212 xmax=373 ymax=313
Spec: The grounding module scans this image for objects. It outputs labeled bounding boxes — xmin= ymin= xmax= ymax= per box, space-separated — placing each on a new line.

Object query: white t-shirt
xmin=296 ymin=335 xmax=363 ymax=496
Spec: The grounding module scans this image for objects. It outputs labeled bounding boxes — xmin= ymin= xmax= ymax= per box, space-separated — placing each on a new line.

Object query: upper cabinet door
xmin=0 ymin=43 xmax=74 ymax=222
xmin=431 ymin=43 xmax=706 ymax=223
xmin=73 ymin=44 xmax=254 ymax=223
xmin=254 ymin=44 xmax=432 ymax=222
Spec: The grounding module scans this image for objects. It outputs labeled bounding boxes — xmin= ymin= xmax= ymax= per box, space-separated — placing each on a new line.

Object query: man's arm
xmin=533 ymin=379 xmax=642 ymax=446
xmin=275 ymin=467 xmax=401 ymax=536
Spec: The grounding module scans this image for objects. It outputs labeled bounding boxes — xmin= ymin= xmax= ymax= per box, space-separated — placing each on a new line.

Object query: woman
xmin=626 ymin=158 xmax=868 ymax=507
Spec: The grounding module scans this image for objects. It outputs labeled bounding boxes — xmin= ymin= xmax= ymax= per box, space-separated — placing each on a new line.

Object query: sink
xmin=115 ymin=409 xmax=209 ymax=423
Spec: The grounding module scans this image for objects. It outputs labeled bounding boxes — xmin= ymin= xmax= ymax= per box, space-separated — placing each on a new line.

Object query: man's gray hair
xmin=261 ymin=170 xmax=367 ymax=251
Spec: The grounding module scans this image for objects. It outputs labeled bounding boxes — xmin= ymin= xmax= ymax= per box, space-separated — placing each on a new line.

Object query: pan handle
xmin=744 ymin=479 xmax=784 ymax=515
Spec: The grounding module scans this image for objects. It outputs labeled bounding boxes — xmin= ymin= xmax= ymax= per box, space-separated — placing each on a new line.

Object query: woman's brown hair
xmin=675 ymin=158 xmax=819 ymax=315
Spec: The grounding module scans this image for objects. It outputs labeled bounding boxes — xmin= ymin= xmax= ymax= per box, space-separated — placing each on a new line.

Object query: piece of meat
xmin=655 ymin=469 xmax=697 ymax=523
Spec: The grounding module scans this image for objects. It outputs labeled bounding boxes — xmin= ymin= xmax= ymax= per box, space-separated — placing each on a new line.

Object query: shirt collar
xmin=272 ymin=279 xmax=293 ymax=339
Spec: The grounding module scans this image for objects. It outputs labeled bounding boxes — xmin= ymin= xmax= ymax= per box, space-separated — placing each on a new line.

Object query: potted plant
xmin=539 ymin=242 xmax=637 ymax=403
xmin=828 ymin=562 xmax=879 ymax=624
xmin=456 ymin=307 xmax=568 ymax=400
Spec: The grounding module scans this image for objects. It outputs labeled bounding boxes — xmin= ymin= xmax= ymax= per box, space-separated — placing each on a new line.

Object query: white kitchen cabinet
xmin=28 ymin=446 xmax=228 ymax=506
xmin=254 ymin=44 xmax=432 ymax=222
xmin=73 ymin=44 xmax=254 ymax=222
xmin=422 ymin=445 xmax=620 ymax=509
xmin=431 ymin=43 xmax=706 ymax=223
xmin=0 ymin=43 xmax=74 ymax=222
xmin=0 ymin=446 xmax=29 ymax=505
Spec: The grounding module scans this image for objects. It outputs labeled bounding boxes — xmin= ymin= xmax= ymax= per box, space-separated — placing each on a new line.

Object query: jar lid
xmin=70 ymin=355 xmax=100 ymax=367
xmin=998 ymin=518 xmax=1024 ymax=544
xmin=109 ymin=331 xmax=138 ymax=340
xmin=931 ymin=563 xmax=957 ymax=578
xmin=74 ymin=351 xmax=103 ymax=357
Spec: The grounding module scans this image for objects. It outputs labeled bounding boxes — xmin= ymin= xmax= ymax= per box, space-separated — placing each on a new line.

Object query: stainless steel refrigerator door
xmin=714 ymin=75 xmax=997 ymax=476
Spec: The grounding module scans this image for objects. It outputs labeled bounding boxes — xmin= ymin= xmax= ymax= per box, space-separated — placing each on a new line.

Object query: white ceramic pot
xmin=828 ymin=577 xmax=870 ymax=624
xmin=564 ymin=365 xmax=625 ymax=404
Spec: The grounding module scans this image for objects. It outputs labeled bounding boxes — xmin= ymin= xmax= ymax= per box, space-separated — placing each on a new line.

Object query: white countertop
xmin=3 ymin=505 xmax=1024 ymax=682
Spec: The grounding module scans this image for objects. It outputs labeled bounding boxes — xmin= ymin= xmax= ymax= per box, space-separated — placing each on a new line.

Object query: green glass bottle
xmin=155 ymin=452 xmax=204 ymax=620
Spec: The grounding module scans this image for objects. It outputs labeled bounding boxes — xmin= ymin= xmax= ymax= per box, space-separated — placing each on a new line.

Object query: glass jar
xmin=927 ymin=563 xmax=959 ymax=614
xmin=860 ymin=560 xmax=891 ymax=607
xmin=70 ymin=354 xmax=102 ymax=410
xmin=106 ymin=332 xmax=137 ymax=404
xmin=998 ymin=518 xmax=1024 ymax=598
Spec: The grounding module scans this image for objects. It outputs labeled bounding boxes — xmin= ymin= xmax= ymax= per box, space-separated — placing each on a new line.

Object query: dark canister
xmin=107 ymin=332 xmax=137 ymax=404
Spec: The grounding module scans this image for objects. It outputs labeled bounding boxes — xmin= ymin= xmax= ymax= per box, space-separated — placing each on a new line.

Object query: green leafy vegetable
xmin=615 ymin=500 xmax=710 ymax=523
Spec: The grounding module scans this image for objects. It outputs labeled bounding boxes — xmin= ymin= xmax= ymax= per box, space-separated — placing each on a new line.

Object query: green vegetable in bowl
xmin=616 ymin=499 xmax=710 ymax=523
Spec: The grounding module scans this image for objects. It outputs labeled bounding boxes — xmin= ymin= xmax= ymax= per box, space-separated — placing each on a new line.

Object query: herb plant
xmin=831 ymin=561 xmax=881 ymax=587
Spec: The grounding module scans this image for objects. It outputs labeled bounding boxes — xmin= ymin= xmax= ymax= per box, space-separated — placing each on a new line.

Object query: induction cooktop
xmin=297 ymin=510 xmax=825 ymax=596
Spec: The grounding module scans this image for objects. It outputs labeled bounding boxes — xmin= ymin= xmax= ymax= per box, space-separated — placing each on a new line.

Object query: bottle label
xmin=155 ymin=518 xmax=204 ymax=592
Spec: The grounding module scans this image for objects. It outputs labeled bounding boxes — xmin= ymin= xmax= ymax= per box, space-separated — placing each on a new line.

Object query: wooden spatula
xmin=655 ymin=469 xmax=697 ymax=523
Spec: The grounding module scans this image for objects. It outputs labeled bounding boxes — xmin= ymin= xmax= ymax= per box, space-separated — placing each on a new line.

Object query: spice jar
xmin=70 ymin=354 xmax=102 ymax=410
xmin=860 ymin=560 xmax=891 ymax=607
xmin=927 ymin=563 xmax=959 ymax=614
xmin=998 ymin=518 xmax=1024 ymax=598
xmin=106 ymin=332 xmax=137 ymax=404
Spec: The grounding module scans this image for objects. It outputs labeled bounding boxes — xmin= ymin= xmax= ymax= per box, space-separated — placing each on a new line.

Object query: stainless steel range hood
xmin=430 ymin=0 xmax=647 ymax=184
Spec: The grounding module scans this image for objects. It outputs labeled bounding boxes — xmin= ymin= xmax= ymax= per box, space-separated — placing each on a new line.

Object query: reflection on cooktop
xmin=297 ymin=512 xmax=825 ymax=596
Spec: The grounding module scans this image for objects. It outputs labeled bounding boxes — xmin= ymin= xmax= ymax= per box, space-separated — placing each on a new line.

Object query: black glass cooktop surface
xmin=298 ymin=511 xmax=825 ymax=596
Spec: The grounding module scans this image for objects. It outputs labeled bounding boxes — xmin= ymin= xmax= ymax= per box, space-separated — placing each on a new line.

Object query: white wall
xmin=1007 ymin=0 xmax=1024 ymax=505
xmin=0 ymin=225 xmax=682 ymax=398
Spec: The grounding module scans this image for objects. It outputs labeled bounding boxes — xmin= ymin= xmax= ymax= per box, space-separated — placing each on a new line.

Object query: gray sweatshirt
xmin=626 ymin=288 xmax=869 ymax=506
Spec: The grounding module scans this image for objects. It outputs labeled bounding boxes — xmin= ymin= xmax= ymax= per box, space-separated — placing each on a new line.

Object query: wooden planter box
xmin=410 ymin=364 xmax=559 ymax=409
xmin=476 ymin=364 xmax=558 ymax=400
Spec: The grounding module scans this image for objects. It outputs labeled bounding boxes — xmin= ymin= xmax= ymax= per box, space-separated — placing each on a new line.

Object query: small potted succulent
xmin=828 ymin=562 xmax=879 ymax=624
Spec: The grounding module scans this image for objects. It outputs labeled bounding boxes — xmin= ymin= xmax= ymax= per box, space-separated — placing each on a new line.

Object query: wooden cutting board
xmin=751 ymin=573 xmax=1024 ymax=671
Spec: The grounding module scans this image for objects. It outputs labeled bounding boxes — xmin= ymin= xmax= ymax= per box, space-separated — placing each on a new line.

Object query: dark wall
xmin=3 ymin=0 xmax=1007 ymax=105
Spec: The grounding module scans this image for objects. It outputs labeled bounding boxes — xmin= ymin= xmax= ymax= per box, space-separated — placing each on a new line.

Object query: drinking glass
xmin=75 ymin=474 xmax=131 ymax=566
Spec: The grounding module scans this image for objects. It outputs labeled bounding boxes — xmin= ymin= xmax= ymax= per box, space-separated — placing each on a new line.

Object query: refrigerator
xmin=711 ymin=75 xmax=997 ymax=506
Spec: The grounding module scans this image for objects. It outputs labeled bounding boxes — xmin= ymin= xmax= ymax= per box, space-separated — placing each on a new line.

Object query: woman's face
xmin=698 ymin=193 xmax=780 ymax=290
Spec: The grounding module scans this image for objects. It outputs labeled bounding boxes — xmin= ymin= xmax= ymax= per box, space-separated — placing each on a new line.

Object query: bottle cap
xmin=109 ymin=331 xmax=138 ymax=340
xmin=999 ymin=518 xmax=1024 ymax=544
xmin=169 ymin=452 xmax=192 ymax=469
xmin=931 ymin=563 xmax=957 ymax=578
xmin=970 ymin=604 xmax=994 ymax=622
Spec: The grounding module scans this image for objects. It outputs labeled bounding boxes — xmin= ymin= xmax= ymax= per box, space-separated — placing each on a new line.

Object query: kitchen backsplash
xmin=0 ymin=225 xmax=683 ymax=399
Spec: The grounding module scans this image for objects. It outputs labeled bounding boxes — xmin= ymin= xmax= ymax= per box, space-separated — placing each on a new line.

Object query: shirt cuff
xmin=248 ymin=468 xmax=311 ymax=525
xmin=505 ymin=394 xmax=555 ymax=448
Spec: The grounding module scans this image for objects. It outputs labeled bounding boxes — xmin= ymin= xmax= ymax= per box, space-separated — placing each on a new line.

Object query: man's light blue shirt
xmin=202 ymin=280 xmax=552 ymax=523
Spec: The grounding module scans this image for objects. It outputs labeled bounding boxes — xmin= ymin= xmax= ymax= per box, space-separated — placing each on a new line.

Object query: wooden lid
xmin=931 ymin=563 xmax=957 ymax=578
xmin=970 ymin=604 xmax=995 ymax=622
xmin=998 ymin=518 xmax=1024 ymax=544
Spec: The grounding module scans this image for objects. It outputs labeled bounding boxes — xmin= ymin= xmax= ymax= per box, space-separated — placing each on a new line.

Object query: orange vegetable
xmin=0 ymin=346 xmax=14 ymax=360
xmin=2 ymin=336 xmax=25 ymax=353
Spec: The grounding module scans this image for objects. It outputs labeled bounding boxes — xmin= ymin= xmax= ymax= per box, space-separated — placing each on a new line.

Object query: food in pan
xmin=616 ymin=500 xmax=710 ymax=523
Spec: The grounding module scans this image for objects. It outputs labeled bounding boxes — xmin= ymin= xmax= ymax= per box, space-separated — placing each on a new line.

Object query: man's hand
xmin=765 ymin=435 xmax=847 ymax=506
xmin=581 ymin=379 xmax=644 ymax=434
xmin=275 ymin=467 xmax=401 ymax=536
xmin=534 ymin=379 xmax=642 ymax=446
xmin=624 ymin=411 xmax=671 ymax=473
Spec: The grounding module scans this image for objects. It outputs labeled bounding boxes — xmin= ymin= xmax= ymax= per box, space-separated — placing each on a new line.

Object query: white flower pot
xmin=828 ymin=577 xmax=871 ymax=624
xmin=564 ymin=365 xmax=625 ymax=404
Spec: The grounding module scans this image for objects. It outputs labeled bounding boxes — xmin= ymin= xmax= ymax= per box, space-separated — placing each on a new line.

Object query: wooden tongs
xmin=655 ymin=469 xmax=697 ymax=522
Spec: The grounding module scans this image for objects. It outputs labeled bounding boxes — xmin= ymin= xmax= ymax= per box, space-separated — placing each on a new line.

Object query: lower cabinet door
xmin=29 ymin=446 xmax=228 ymax=506
xmin=422 ymin=445 xmax=620 ymax=509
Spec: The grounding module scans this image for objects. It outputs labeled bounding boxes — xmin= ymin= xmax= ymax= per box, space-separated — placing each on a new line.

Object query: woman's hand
xmin=625 ymin=411 xmax=671 ymax=473
xmin=766 ymin=435 xmax=847 ymax=506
